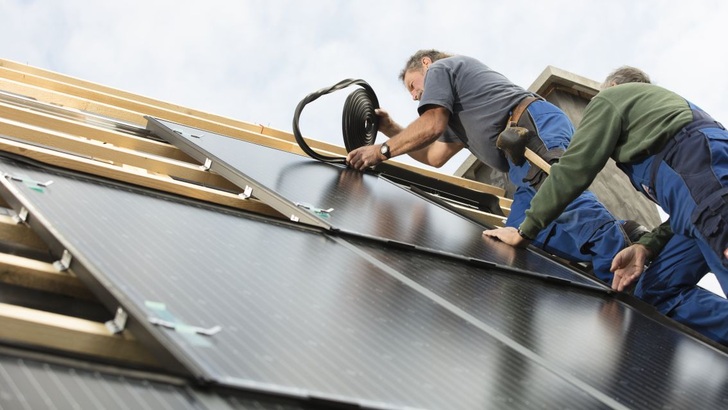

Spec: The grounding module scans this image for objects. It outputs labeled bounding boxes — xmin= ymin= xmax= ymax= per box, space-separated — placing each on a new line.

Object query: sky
xmin=3 ymin=0 xmax=727 ymax=174
xmin=0 ymin=0 xmax=726 ymax=295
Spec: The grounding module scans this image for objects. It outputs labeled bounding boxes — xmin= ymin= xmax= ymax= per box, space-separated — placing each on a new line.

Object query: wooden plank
xmin=445 ymin=202 xmax=507 ymax=228
xmin=0 ymin=61 xmax=266 ymax=133
xmin=0 ymin=63 xmax=507 ymax=197
xmin=0 ymin=252 xmax=94 ymax=300
xmin=0 ymin=213 xmax=47 ymax=251
xmin=0 ymin=77 xmax=333 ymax=158
xmin=0 ymin=117 xmax=241 ymax=192
xmin=0 ymin=302 xmax=159 ymax=367
xmin=0 ymin=137 xmax=284 ymax=219
xmin=0 ymin=99 xmax=194 ymax=162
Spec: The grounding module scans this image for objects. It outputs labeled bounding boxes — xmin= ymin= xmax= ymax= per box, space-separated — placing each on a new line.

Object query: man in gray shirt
xmin=346 ymin=49 xmax=637 ymax=285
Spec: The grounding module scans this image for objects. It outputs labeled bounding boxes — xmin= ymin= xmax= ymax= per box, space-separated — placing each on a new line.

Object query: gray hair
xmin=399 ymin=49 xmax=453 ymax=82
xmin=601 ymin=65 xmax=651 ymax=89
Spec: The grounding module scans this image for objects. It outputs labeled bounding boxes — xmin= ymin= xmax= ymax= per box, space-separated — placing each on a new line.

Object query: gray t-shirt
xmin=418 ymin=55 xmax=530 ymax=172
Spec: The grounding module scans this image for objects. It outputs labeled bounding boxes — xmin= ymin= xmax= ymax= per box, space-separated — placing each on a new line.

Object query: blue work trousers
xmin=635 ymin=233 xmax=728 ymax=344
xmin=619 ymin=105 xmax=728 ymax=344
xmin=620 ymin=105 xmax=728 ymax=289
xmin=505 ymin=100 xmax=628 ymax=282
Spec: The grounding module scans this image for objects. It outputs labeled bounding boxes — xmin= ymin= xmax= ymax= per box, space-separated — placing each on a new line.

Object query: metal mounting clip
xmin=240 ymin=185 xmax=253 ymax=199
xmin=52 ymin=249 xmax=73 ymax=271
xmin=105 ymin=307 xmax=129 ymax=335
xmin=11 ymin=207 xmax=29 ymax=224
xmin=201 ymin=158 xmax=212 ymax=171
xmin=148 ymin=317 xmax=222 ymax=337
xmin=295 ymin=202 xmax=334 ymax=216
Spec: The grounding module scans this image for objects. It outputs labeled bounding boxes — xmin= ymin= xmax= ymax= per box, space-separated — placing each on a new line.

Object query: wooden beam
xmin=445 ymin=202 xmax=507 ymax=228
xmin=0 ymin=63 xmax=265 ymax=132
xmin=0 ymin=117 xmax=241 ymax=192
xmin=0 ymin=302 xmax=159 ymax=367
xmin=0 ymin=62 xmax=507 ymax=197
xmin=0 ymin=213 xmax=47 ymax=251
xmin=0 ymin=77 xmax=334 ymax=157
xmin=0 ymin=137 xmax=284 ymax=219
xmin=0 ymin=252 xmax=95 ymax=300
xmin=0 ymin=100 xmax=194 ymax=162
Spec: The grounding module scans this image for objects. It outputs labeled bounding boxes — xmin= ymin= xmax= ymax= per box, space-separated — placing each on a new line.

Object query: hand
xmin=375 ymin=108 xmax=400 ymax=136
xmin=346 ymin=145 xmax=384 ymax=171
xmin=610 ymin=244 xmax=651 ymax=292
xmin=482 ymin=227 xmax=529 ymax=248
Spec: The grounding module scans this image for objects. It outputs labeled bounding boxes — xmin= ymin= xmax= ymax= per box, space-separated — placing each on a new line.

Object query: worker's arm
xmin=375 ymin=108 xmax=464 ymax=167
xmin=519 ymin=97 xmax=623 ymax=239
xmin=407 ymin=140 xmax=464 ymax=168
xmin=347 ymin=106 xmax=461 ymax=170
xmin=634 ymin=220 xmax=673 ymax=256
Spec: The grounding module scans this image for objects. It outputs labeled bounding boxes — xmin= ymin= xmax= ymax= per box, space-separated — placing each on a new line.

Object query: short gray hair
xmin=399 ymin=49 xmax=453 ymax=82
xmin=601 ymin=66 xmax=651 ymax=89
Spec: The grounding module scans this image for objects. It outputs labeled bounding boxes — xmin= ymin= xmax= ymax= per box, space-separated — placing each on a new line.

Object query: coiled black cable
xmin=292 ymin=78 xmax=379 ymax=164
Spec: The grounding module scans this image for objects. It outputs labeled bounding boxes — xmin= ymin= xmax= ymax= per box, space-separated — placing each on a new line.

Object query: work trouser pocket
xmin=691 ymin=187 xmax=728 ymax=267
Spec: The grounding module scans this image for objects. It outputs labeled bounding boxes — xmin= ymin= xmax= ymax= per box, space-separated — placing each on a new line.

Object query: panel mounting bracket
xmin=240 ymin=185 xmax=253 ymax=199
xmin=105 ymin=307 xmax=129 ymax=335
xmin=52 ymin=249 xmax=73 ymax=271
xmin=12 ymin=206 xmax=29 ymax=224
xmin=201 ymin=158 xmax=212 ymax=171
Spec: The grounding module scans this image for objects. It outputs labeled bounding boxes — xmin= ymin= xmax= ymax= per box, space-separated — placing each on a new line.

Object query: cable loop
xmin=292 ymin=79 xmax=379 ymax=164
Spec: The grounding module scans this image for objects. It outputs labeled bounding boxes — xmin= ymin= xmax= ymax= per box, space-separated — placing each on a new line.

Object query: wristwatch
xmin=517 ymin=227 xmax=532 ymax=241
xmin=379 ymin=142 xmax=392 ymax=159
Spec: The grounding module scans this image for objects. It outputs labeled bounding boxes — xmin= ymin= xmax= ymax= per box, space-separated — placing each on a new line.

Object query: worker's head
xmin=601 ymin=66 xmax=651 ymax=90
xmin=399 ymin=49 xmax=452 ymax=101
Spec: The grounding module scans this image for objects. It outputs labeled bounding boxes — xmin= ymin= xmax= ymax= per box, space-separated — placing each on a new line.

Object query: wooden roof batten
xmin=0 ymin=59 xmax=506 ymax=196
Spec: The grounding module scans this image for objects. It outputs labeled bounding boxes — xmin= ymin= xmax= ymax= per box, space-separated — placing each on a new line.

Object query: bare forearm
xmin=377 ymin=111 xmax=436 ymax=163
xmin=386 ymin=108 xmax=449 ymax=164
xmin=379 ymin=120 xmax=404 ymax=137
xmin=389 ymin=118 xmax=440 ymax=154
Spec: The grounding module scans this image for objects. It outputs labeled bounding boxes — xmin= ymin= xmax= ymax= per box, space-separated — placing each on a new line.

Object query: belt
xmin=508 ymin=95 xmax=540 ymax=127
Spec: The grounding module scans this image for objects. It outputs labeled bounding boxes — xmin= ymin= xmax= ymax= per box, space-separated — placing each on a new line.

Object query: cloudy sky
xmin=1 ymin=1 xmax=726 ymax=295
xmin=3 ymin=0 xmax=727 ymax=173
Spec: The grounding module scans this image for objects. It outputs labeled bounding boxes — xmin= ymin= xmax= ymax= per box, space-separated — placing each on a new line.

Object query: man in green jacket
xmin=484 ymin=72 xmax=728 ymax=345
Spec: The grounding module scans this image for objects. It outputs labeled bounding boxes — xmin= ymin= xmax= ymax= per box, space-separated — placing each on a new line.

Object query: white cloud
xmin=2 ymin=0 xmax=727 ymax=161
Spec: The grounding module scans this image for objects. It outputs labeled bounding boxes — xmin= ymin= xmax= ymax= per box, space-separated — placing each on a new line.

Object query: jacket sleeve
xmin=635 ymin=220 xmax=673 ymax=258
xmin=519 ymin=96 xmax=624 ymax=239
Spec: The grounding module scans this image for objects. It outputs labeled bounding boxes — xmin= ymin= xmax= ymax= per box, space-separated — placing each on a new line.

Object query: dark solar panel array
xmin=2 ymin=156 xmax=728 ymax=409
xmin=146 ymin=117 xmax=603 ymax=289
xmin=0 ymin=350 xmax=312 ymax=410
xmin=0 ymin=352 xmax=208 ymax=410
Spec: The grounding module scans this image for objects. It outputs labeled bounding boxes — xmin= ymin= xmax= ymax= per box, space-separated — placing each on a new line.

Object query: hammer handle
xmin=524 ymin=148 xmax=551 ymax=174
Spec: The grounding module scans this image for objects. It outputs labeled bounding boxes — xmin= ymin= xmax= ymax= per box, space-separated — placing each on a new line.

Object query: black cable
xmin=292 ymin=78 xmax=379 ymax=164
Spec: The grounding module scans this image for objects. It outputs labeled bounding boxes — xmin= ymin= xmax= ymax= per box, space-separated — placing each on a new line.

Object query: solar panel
xmin=146 ymin=117 xmax=603 ymax=289
xmin=1 ymin=157 xmax=727 ymax=409
xmin=0 ymin=351 xmax=210 ymax=410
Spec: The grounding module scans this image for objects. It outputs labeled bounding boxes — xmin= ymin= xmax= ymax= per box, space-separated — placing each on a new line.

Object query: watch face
xmin=380 ymin=143 xmax=390 ymax=158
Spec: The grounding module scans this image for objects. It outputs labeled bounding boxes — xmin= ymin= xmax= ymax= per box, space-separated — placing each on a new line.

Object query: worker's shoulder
xmin=598 ymin=83 xmax=679 ymax=100
xmin=597 ymin=83 xmax=688 ymax=110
